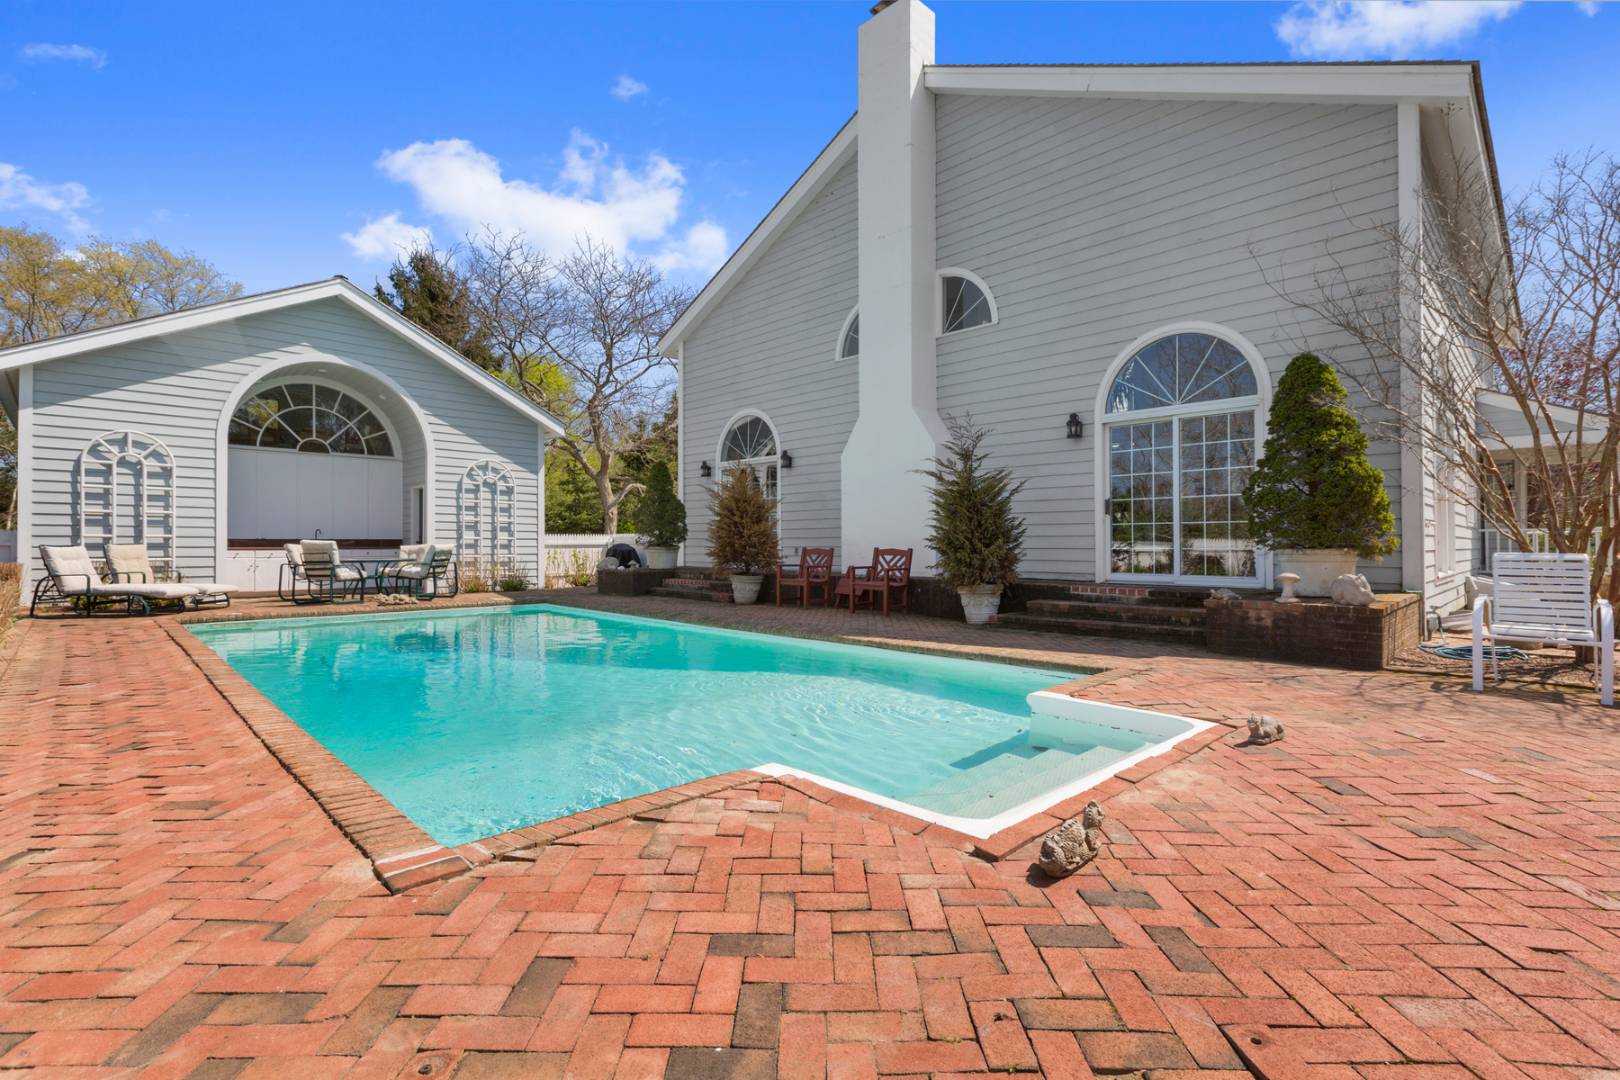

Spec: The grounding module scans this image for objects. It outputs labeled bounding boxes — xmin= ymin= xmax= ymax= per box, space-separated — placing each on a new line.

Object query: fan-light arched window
xmin=75 ymin=430 xmax=176 ymax=574
xmin=228 ymin=381 xmax=395 ymax=457
xmin=837 ymin=308 xmax=859 ymax=362
xmin=938 ymin=270 xmax=996 ymax=335
xmin=1104 ymin=333 xmax=1258 ymax=415
xmin=719 ymin=413 xmax=780 ymax=502
xmin=458 ymin=459 xmax=516 ymax=567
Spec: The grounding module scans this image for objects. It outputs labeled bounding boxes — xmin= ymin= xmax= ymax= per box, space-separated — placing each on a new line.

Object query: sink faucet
xmin=314 ymin=528 xmax=323 ymax=540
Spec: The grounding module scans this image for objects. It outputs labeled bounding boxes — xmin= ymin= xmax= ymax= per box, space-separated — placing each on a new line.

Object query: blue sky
xmin=3 ymin=1 xmax=1614 ymax=294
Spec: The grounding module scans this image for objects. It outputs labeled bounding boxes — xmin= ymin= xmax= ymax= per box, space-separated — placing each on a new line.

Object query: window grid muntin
xmin=228 ymin=380 xmax=395 ymax=457
xmin=1178 ymin=410 xmax=1257 ymax=579
xmin=1105 ymin=333 xmax=1258 ymax=416
xmin=839 ymin=311 xmax=859 ymax=361
xmin=941 ymin=275 xmax=993 ymax=334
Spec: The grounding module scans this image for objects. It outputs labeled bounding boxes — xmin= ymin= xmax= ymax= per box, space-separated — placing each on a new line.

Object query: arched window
xmin=938 ymin=269 xmax=997 ymax=335
xmin=228 ymin=381 xmax=395 ymax=457
xmin=1100 ymin=330 xmax=1264 ymax=583
xmin=836 ymin=308 xmax=859 ymax=362
xmin=458 ymin=459 xmax=516 ymax=567
xmin=76 ymin=430 xmax=176 ymax=574
xmin=719 ymin=413 xmax=780 ymax=502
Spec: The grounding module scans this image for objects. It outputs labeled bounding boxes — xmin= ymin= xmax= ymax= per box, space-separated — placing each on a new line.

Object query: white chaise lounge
xmin=1472 ymin=552 xmax=1614 ymax=707
xmin=105 ymin=544 xmax=232 ymax=610
xmin=31 ymin=545 xmax=196 ymax=616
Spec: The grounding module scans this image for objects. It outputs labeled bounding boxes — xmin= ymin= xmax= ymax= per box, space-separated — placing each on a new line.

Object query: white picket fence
xmin=544 ymin=533 xmax=648 ymax=587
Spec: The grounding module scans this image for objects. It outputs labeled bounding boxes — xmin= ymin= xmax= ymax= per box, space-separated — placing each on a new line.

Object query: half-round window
xmin=1104 ymin=333 xmax=1258 ymax=416
xmin=719 ymin=413 xmax=780 ymax=501
xmin=228 ymin=381 xmax=395 ymax=457
xmin=837 ymin=309 xmax=859 ymax=361
xmin=939 ymin=271 xmax=996 ymax=334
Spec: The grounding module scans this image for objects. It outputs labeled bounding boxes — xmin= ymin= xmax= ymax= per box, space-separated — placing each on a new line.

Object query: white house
xmin=661 ymin=0 xmax=1505 ymax=612
xmin=0 ymin=277 xmax=563 ymax=592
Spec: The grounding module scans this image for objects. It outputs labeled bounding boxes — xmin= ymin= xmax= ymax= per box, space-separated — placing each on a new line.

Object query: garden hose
xmin=1418 ymin=642 xmax=1530 ymax=663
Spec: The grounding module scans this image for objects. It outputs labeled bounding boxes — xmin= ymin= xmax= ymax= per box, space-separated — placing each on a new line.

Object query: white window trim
xmin=1091 ymin=321 xmax=1273 ymax=587
xmin=228 ymin=376 xmax=402 ymax=459
xmin=936 ymin=267 xmax=999 ymax=337
xmin=715 ymin=409 xmax=783 ymax=506
xmin=835 ymin=306 xmax=859 ymax=363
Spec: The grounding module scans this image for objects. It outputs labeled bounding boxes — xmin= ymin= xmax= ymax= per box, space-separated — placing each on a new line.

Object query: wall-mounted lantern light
xmin=780 ymin=451 xmax=794 ymax=469
xmin=699 ymin=460 xmax=712 ymax=478
xmin=1066 ymin=413 xmax=1085 ymax=440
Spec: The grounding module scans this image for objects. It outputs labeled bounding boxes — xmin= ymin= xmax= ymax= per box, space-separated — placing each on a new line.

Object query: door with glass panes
xmin=1101 ymin=332 xmax=1263 ymax=585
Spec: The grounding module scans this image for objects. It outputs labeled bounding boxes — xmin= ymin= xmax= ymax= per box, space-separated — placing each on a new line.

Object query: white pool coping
xmin=754 ymin=693 xmax=1216 ymax=840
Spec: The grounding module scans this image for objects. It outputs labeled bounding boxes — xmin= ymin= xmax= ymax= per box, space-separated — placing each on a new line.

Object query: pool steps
xmin=905 ymin=743 xmax=1132 ymax=819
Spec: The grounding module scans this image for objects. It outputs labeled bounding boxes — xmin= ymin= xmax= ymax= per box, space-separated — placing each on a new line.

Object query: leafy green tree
xmin=919 ymin=416 xmax=1027 ymax=589
xmin=1243 ymin=353 xmax=1398 ymax=558
xmin=707 ymin=467 xmax=777 ymax=575
xmin=373 ymin=247 xmax=496 ymax=370
xmin=634 ymin=461 xmax=687 ymax=548
xmin=545 ymin=449 xmax=606 ymax=533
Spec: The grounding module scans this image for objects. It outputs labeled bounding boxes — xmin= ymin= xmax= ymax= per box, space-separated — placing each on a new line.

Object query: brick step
xmin=1064 ymin=584 xmax=1212 ymax=608
xmin=994 ymin=612 xmax=1207 ymax=645
xmin=1025 ymin=599 xmax=1208 ymax=625
xmin=662 ymin=576 xmax=733 ymax=591
xmin=647 ymin=585 xmax=733 ymax=603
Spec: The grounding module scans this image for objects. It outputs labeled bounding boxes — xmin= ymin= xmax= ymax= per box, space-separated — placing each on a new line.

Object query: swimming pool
xmin=191 ymin=604 xmax=1206 ymax=845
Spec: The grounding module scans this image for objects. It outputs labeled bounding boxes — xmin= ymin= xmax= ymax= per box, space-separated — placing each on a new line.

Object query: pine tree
xmin=919 ymin=417 xmax=1027 ymax=590
xmin=1243 ymin=353 xmax=1398 ymax=558
xmin=634 ymin=461 xmax=687 ymax=548
xmin=707 ymin=468 xmax=778 ymax=575
xmin=374 ymin=248 xmax=496 ymax=370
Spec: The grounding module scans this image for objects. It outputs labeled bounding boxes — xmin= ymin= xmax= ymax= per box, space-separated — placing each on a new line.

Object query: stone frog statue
xmin=1246 ymin=714 xmax=1285 ymax=745
xmin=1037 ymin=800 xmax=1105 ymax=879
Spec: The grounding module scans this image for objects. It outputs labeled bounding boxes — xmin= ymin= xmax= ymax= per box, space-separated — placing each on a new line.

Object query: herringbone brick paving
xmin=3 ymin=595 xmax=1619 ymax=1079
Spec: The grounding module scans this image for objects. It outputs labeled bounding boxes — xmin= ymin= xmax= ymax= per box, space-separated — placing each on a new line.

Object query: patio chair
xmin=104 ymin=544 xmax=232 ymax=610
xmin=1472 ymin=552 xmax=1614 ymax=706
xmin=834 ymin=547 xmax=913 ymax=615
xmin=29 ymin=544 xmax=195 ymax=617
xmin=776 ymin=547 xmax=835 ymax=607
xmin=292 ymin=539 xmax=367 ymax=605
xmin=379 ymin=544 xmax=458 ymax=600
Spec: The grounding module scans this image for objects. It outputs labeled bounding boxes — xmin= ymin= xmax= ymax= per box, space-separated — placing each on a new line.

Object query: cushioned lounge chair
xmin=30 ymin=544 xmax=195 ymax=616
xmin=291 ymin=540 xmax=366 ymax=605
xmin=379 ymin=544 xmax=455 ymax=600
xmin=105 ymin=544 xmax=232 ymax=610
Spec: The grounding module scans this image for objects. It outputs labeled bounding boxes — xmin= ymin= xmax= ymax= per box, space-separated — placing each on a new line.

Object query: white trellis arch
xmin=457 ymin=459 xmax=516 ymax=567
xmin=76 ymin=430 xmax=177 ymax=574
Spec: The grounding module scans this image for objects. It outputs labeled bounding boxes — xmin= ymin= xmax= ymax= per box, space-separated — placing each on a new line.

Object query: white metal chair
xmin=1472 ymin=552 xmax=1614 ymax=706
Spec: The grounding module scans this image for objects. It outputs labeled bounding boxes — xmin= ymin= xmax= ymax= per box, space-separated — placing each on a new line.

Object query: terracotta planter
xmin=1273 ymin=549 xmax=1358 ymax=597
xmin=729 ymin=574 xmax=763 ymax=605
xmin=958 ymin=585 xmax=1003 ymax=625
xmin=645 ymin=547 xmax=678 ymax=570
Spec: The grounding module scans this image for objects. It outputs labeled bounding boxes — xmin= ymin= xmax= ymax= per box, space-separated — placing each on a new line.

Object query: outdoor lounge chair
xmin=1472 ymin=552 xmax=1614 ymax=706
xmin=105 ymin=544 xmax=232 ymax=610
xmin=30 ymin=544 xmax=195 ymax=616
xmin=834 ymin=547 xmax=913 ymax=615
xmin=776 ymin=547 xmax=834 ymax=607
xmin=379 ymin=544 xmax=458 ymax=599
xmin=291 ymin=540 xmax=367 ymax=605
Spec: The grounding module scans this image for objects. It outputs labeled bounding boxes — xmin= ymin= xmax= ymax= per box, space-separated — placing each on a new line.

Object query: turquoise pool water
xmin=191 ymin=604 xmax=1128 ymax=845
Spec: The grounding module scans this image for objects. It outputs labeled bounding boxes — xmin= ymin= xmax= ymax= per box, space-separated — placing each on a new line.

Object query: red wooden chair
xmin=776 ymin=547 xmax=835 ymax=607
xmin=835 ymin=548 xmax=913 ymax=615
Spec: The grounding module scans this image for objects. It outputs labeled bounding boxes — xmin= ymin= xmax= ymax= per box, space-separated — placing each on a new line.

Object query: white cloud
xmin=19 ymin=42 xmax=107 ymax=68
xmin=1276 ymin=1 xmax=1521 ymax=58
xmin=341 ymin=211 xmax=434 ymax=260
xmin=610 ymin=74 xmax=648 ymax=101
xmin=0 ymin=161 xmax=92 ymax=233
xmin=363 ymin=132 xmax=728 ymax=275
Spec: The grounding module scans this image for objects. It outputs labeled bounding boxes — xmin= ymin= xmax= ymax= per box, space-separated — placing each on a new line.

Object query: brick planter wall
xmin=905 ymin=576 xmax=1079 ymax=620
xmin=596 ymin=568 xmax=676 ymax=597
xmin=1204 ymin=592 xmax=1420 ymax=670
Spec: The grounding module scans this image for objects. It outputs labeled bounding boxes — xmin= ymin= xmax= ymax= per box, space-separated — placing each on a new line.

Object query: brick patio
xmin=3 ymin=593 xmax=1619 ymax=1078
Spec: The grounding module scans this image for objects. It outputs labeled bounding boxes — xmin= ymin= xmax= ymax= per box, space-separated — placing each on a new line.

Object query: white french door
xmin=1105 ymin=407 xmax=1260 ymax=585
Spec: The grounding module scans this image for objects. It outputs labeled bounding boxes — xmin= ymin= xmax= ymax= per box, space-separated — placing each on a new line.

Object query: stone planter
xmin=958 ymin=585 xmax=1003 ymax=625
xmin=1273 ymin=549 xmax=1358 ymax=597
xmin=729 ymin=574 xmax=764 ymax=605
xmin=645 ymin=546 xmax=678 ymax=570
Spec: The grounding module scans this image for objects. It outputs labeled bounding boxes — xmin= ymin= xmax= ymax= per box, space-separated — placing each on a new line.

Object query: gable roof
xmin=0 ymin=276 xmax=567 ymax=436
xmin=660 ymin=60 xmax=1504 ymax=356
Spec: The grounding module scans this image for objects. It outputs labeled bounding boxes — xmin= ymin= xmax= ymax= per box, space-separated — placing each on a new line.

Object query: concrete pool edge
xmin=169 ymin=603 xmax=1235 ymax=886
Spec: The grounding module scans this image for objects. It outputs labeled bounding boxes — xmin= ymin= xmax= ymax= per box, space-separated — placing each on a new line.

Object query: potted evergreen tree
xmin=636 ymin=461 xmax=687 ymax=570
xmin=919 ymin=417 xmax=1027 ymax=624
xmin=707 ymin=467 xmax=778 ymax=604
xmin=1244 ymin=353 xmax=1398 ymax=596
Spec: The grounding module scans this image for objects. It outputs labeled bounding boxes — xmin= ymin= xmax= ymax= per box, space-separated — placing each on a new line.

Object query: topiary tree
xmin=1244 ymin=353 xmax=1398 ymax=559
xmin=634 ymin=461 xmax=688 ymax=549
xmin=918 ymin=416 xmax=1027 ymax=590
xmin=707 ymin=467 xmax=778 ymax=575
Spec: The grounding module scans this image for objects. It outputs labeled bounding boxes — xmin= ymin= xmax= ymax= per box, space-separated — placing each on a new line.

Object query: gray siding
xmin=26 ymin=297 xmax=542 ymax=582
xmin=934 ymin=94 xmax=1404 ymax=585
xmin=681 ymin=156 xmax=860 ymax=562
